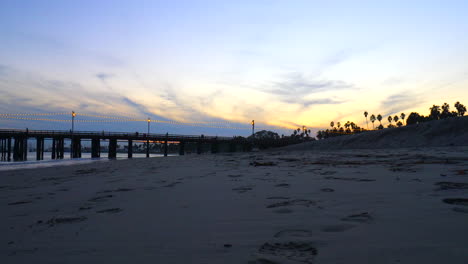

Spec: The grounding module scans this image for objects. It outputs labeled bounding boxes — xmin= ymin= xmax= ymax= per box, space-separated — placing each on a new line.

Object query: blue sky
xmin=1 ymin=0 xmax=467 ymax=136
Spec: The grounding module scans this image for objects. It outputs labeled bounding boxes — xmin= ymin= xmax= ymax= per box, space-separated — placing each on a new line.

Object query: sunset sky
xmin=1 ymin=0 xmax=467 ymax=136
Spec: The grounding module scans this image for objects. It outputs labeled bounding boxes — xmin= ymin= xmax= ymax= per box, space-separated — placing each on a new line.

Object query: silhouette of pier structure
xmin=0 ymin=129 xmax=250 ymax=162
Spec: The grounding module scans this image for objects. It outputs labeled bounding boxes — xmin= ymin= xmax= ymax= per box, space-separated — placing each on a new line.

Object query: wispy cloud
xmin=379 ymin=92 xmax=426 ymax=116
xmin=264 ymin=72 xmax=353 ymax=107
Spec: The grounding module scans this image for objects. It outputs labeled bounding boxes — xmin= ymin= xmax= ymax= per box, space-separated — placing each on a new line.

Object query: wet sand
xmin=1 ymin=147 xmax=468 ymax=263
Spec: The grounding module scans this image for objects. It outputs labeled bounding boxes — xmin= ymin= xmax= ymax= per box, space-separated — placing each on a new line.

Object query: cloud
xmin=265 ymin=72 xmax=352 ymax=107
xmin=96 ymin=73 xmax=114 ymax=82
xmin=283 ymin=98 xmax=345 ymax=107
xmin=379 ymin=92 xmax=426 ymax=116
xmin=121 ymin=96 xmax=155 ymax=118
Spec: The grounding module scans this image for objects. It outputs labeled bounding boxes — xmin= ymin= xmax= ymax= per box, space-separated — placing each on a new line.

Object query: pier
xmin=0 ymin=129 xmax=251 ymax=162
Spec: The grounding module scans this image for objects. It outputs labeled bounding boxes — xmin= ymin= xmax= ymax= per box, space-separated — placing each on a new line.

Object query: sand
xmin=1 ymin=146 xmax=468 ymax=263
xmin=282 ymin=116 xmax=468 ymax=151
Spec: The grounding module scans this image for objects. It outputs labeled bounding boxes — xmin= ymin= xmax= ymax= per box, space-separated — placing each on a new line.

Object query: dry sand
xmin=282 ymin=116 xmax=468 ymax=151
xmin=1 ymin=145 xmax=468 ymax=263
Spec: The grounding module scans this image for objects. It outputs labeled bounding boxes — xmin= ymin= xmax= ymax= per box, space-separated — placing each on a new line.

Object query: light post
xmin=71 ymin=111 xmax=76 ymax=158
xmin=147 ymin=117 xmax=150 ymax=135
xmin=146 ymin=117 xmax=150 ymax=158
xmin=251 ymin=120 xmax=255 ymax=138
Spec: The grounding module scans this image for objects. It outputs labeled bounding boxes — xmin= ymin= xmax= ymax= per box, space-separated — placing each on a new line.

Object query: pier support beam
xmin=51 ymin=138 xmax=56 ymax=159
xmin=108 ymin=138 xmax=117 ymax=159
xmin=36 ymin=137 xmax=44 ymax=160
xmin=7 ymin=137 xmax=11 ymax=161
xmin=211 ymin=139 xmax=219 ymax=154
xmin=146 ymin=139 xmax=150 ymax=158
xmin=128 ymin=139 xmax=133 ymax=158
xmin=164 ymin=133 xmax=168 ymax=157
xmin=178 ymin=141 xmax=185 ymax=156
xmin=197 ymin=141 xmax=202 ymax=155
xmin=56 ymin=138 xmax=64 ymax=159
xmin=0 ymin=138 xmax=4 ymax=161
xmin=91 ymin=138 xmax=100 ymax=158
xmin=13 ymin=136 xmax=27 ymax=161
xmin=229 ymin=141 xmax=236 ymax=152
xmin=71 ymin=138 xmax=81 ymax=158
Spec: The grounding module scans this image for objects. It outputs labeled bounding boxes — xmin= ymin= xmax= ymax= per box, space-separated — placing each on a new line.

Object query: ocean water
xmin=0 ymin=152 xmax=177 ymax=171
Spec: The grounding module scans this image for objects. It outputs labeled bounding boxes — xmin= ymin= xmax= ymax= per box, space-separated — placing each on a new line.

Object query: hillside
xmin=282 ymin=116 xmax=468 ymax=151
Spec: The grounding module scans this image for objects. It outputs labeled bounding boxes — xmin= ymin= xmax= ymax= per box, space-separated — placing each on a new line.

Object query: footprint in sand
xmin=96 ymin=208 xmax=122 ymax=214
xmin=163 ymin=182 xmax=182 ymax=188
xmin=435 ymin=182 xmax=468 ymax=190
xmin=88 ymin=194 xmax=113 ymax=202
xmin=250 ymin=241 xmax=318 ymax=264
xmin=267 ymin=196 xmax=290 ymax=200
xmin=46 ymin=216 xmax=87 ymax=226
xmin=267 ymin=199 xmax=316 ymax=209
xmin=321 ymin=224 xmax=355 ymax=232
xmin=8 ymin=200 xmax=32 ymax=206
xmin=442 ymin=198 xmax=468 ymax=206
xmin=325 ymin=176 xmax=375 ymax=182
xmin=341 ymin=212 xmax=373 ymax=223
xmin=75 ymin=168 xmax=98 ymax=175
xmin=274 ymin=229 xmax=314 ymax=238
xmin=453 ymin=207 xmax=468 ymax=213
xmin=232 ymin=186 xmax=254 ymax=193
xmin=99 ymin=188 xmax=134 ymax=193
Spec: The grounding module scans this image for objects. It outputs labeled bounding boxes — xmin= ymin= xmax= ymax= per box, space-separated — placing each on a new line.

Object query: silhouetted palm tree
xmin=337 ymin=122 xmax=341 ymax=128
xmin=429 ymin=105 xmax=441 ymax=120
xmin=370 ymin=114 xmax=376 ymax=129
xmin=393 ymin=115 xmax=399 ymax=123
xmin=400 ymin=113 xmax=406 ymax=121
xmin=377 ymin=114 xmax=382 ymax=126
xmin=364 ymin=111 xmax=369 ymax=129
xmin=455 ymin=101 xmax=466 ymax=116
xmin=330 ymin=121 xmax=334 ymax=128
xmin=387 ymin=116 xmax=392 ymax=124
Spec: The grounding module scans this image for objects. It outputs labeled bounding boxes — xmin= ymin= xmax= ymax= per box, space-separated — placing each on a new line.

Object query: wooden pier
xmin=0 ymin=129 xmax=250 ymax=162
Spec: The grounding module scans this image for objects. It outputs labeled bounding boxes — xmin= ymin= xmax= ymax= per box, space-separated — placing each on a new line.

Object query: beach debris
xmin=341 ymin=212 xmax=373 ymax=223
xmin=435 ymin=182 xmax=468 ymax=190
xmin=442 ymin=198 xmax=468 ymax=206
xmin=96 ymin=208 xmax=122 ymax=214
xmin=275 ymin=183 xmax=290 ymax=188
xmin=223 ymin=244 xmax=232 ymax=248
xmin=46 ymin=216 xmax=87 ymax=226
xmin=320 ymin=188 xmax=335 ymax=192
xmin=267 ymin=199 xmax=316 ymax=208
xmin=250 ymin=161 xmax=277 ymax=167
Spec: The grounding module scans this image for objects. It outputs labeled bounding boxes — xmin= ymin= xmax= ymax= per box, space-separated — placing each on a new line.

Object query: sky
xmin=1 ymin=0 xmax=467 ymax=136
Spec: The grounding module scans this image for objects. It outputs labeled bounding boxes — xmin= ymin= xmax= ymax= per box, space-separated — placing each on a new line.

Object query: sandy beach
xmin=2 ymin=146 xmax=468 ymax=263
